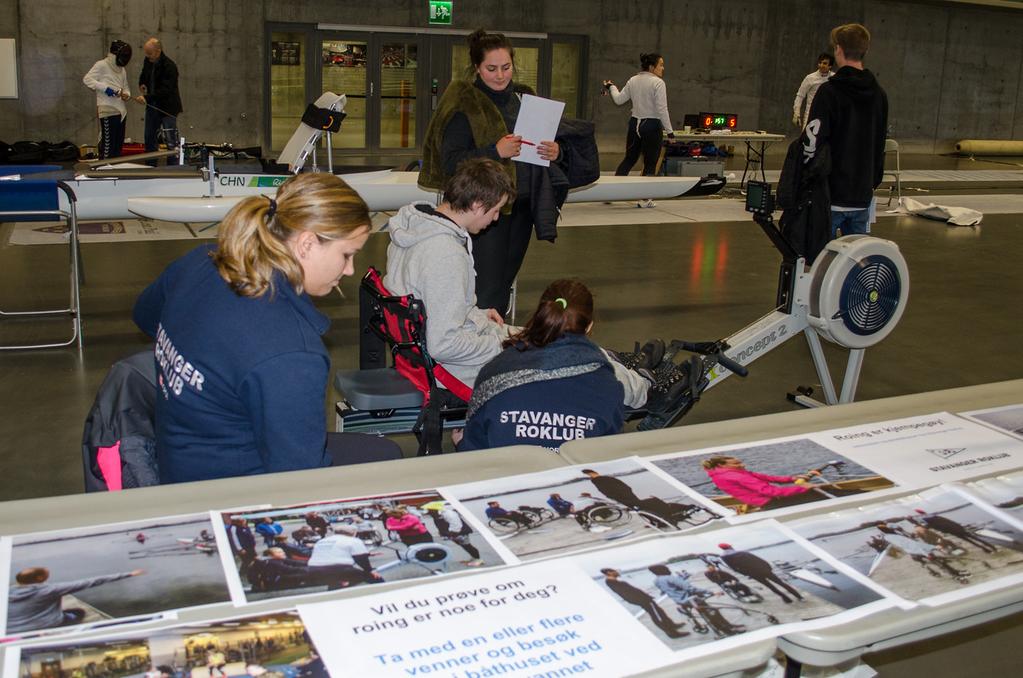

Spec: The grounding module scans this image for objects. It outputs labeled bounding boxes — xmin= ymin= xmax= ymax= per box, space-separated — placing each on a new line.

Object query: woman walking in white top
xmin=604 ymin=53 xmax=675 ymax=185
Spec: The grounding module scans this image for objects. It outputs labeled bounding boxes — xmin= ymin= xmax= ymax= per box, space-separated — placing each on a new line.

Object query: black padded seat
xmin=334 ymin=368 xmax=424 ymax=411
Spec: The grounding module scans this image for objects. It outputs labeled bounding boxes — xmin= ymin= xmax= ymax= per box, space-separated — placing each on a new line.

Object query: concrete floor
xmin=1 ymin=154 xmax=1021 ymax=501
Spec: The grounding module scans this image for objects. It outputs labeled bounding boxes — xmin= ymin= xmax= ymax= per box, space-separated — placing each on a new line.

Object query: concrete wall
xmin=0 ymin=0 xmax=263 ymax=152
xmin=0 ymin=0 xmax=1020 ymax=156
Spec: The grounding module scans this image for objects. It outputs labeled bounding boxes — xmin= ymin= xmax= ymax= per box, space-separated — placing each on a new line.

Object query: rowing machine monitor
xmin=745 ymin=180 xmax=774 ymax=216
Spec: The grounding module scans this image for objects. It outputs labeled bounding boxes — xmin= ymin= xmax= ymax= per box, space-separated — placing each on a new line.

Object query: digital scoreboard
xmin=699 ymin=112 xmax=738 ymax=130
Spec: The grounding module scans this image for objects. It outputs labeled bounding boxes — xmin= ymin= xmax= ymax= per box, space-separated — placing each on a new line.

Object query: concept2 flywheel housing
xmin=807 ymin=235 xmax=909 ymax=349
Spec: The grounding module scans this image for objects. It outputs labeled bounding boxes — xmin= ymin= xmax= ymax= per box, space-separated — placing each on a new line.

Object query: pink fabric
xmin=96 ymin=442 xmax=123 ymax=491
xmin=705 ymin=467 xmax=808 ymax=507
xmin=385 ymin=514 xmax=428 ymax=536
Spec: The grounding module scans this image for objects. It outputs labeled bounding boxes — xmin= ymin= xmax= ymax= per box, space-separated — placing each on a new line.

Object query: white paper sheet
xmin=789 ymin=485 xmax=1023 ymax=607
xmin=299 ymin=559 xmax=672 ymax=677
xmin=211 ymin=492 xmax=509 ymax=606
xmin=512 ymin=94 xmax=565 ymax=167
xmin=0 ymin=538 xmax=11 ymax=637
xmin=807 ymin=412 xmax=1023 ymax=486
xmin=4 ymin=609 xmax=309 ymax=678
xmin=568 ymin=520 xmax=898 ymax=660
xmin=440 ymin=458 xmax=721 ymax=563
xmin=639 ymin=435 xmax=901 ymax=524
xmin=1 ymin=513 xmax=230 ymax=640
xmin=958 ymin=471 xmax=1023 ymax=520
xmin=959 ymin=403 xmax=1023 ymax=441
xmin=2 ymin=645 xmax=20 ymax=678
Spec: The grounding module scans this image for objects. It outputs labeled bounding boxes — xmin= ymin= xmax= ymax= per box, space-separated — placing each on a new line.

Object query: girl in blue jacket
xmin=460 ymin=279 xmax=627 ymax=452
xmin=133 ymin=173 xmax=400 ymax=483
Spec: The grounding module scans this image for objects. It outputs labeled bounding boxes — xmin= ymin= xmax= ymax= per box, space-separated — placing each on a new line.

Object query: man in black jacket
xmin=799 ymin=23 xmax=887 ymax=239
xmin=719 ymin=543 xmax=804 ymax=604
xmin=136 ymin=38 xmax=183 ymax=164
xmin=581 ymin=468 xmax=684 ymax=528
xmin=600 ymin=568 xmax=689 ymax=638
xmin=913 ymin=509 xmax=998 ymax=553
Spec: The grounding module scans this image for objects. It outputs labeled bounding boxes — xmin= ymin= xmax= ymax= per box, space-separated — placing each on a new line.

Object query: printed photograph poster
xmin=789 ymin=486 xmax=1023 ymax=607
xmin=1 ymin=610 xmax=174 ymax=648
xmin=642 ymin=435 xmax=899 ymax=524
xmin=212 ymin=491 xmax=507 ymax=606
xmin=0 ymin=514 xmax=231 ymax=640
xmin=959 ymin=403 xmax=1023 ymax=441
xmin=297 ymin=559 xmax=674 ymax=678
xmin=567 ymin=520 xmax=896 ymax=659
xmin=6 ymin=609 xmax=328 ymax=678
xmin=440 ymin=458 xmax=722 ymax=563
xmin=961 ymin=471 xmax=1023 ymax=521
xmin=807 ymin=412 xmax=1023 ymax=486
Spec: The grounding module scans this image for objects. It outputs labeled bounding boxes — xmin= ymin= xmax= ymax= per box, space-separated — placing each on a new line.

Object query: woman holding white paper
xmin=419 ymin=28 xmax=561 ymax=318
xmin=603 ymin=53 xmax=675 ymax=191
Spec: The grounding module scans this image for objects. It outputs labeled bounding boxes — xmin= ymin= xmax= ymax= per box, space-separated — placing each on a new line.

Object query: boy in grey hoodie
xmin=384 ymin=158 xmax=650 ymax=406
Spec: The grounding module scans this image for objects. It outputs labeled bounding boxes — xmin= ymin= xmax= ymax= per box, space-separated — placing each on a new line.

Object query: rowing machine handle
xmin=716 ymin=352 xmax=748 ymax=377
xmin=677 ymin=341 xmax=749 ymax=377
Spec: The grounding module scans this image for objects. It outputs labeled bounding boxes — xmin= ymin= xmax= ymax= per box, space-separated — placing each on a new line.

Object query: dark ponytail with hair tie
xmin=505 ymin=280 xmax=594 ymax=349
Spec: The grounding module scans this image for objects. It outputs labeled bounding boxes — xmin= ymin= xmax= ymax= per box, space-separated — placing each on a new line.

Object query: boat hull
xmin=56 ymin=171 xmax=701 ymax=223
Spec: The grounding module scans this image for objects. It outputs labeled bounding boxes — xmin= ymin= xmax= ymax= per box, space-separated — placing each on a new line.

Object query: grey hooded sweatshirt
xmin=383 ymin=203 xmax=650 ymax=407
xmin=383 ymin=203 xmax=507 ymax=387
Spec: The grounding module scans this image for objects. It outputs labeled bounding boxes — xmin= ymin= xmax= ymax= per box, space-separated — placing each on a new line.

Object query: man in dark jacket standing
xmin=600 ymin=568 xmax=689 ymax=638
xmin=913 ymin=509 xmax=998 ymax=553
xmin=136 ymin=37 xmax=183 ymax=163
xmin=799 ymin=23 xmax=887 ymax=239
xmin=719 ymin=543 xmax=804 ymax=604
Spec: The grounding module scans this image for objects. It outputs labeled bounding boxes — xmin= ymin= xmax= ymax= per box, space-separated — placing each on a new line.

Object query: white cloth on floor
xmin=894 ymin=196 xmax=983 ymax=226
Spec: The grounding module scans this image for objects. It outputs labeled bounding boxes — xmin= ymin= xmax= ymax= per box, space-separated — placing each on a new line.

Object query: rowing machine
xmin=702 ymin=181 xmax=910 ymax=407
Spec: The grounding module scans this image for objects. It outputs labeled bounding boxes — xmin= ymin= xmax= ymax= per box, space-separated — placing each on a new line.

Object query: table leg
xmin=741 ymin=140 xmax=770 ymax=190
xmin=740 ymin=141 xmax=751 ymax=189
xmin=757 ymin=141 xmax=768 ymax=183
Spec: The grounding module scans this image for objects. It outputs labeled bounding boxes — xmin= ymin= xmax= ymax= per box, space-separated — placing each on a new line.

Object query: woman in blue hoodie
xmin=459 ymin=279 xmax=627 ymax=452
xmin=133 ymin=173 xmax=400 ymax=483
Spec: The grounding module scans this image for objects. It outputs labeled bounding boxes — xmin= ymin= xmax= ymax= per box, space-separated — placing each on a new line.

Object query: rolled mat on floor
xmin=955 ymin=139 xmax=1023 ymax=156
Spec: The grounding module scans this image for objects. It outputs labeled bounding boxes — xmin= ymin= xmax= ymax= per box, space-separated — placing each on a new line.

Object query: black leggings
xmin=99 ymin=115 xmax=126 ymax=159
xmin=615 ymin=118 xmax=663 ymax=176
xmin=471 ymin=195 xmax=534 ymax=316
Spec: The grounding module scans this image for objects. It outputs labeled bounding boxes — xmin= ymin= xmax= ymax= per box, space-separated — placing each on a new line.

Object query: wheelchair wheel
xmin=488 ymin=517 xmax=521 ymax=534
xmin=635 ymin=510 xmax=677 ymax=530
xmin=586 ymin=505 xmax=627 ymax=525
xmin=537 ymin=508 xmax=556 ymax=522
xmin=675 ymin=505 xmax=720 ymax=527
xmin=518 ymin=508 xmax=548 ymax=525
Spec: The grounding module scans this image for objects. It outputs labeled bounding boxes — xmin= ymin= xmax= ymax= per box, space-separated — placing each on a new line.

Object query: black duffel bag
xmin=45 ymin=140 xmax=81 ymax=162
xmin=301 ymin=104 xmax=346 ymax=132
xmin=9 ymin=140 xmax=46 ymax=164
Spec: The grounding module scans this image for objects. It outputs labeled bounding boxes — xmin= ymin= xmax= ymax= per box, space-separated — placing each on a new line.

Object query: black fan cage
xmin=836 ymin=255 xmax=903 ymax=336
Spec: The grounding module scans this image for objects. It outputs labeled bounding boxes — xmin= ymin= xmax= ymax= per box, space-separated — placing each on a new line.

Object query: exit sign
xmin=429 ymin=1 xmax=453 ymax=24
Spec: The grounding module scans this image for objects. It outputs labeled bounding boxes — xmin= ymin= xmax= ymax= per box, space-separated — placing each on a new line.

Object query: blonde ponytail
xmin=212 ymin=173 xmax=371 ymax=297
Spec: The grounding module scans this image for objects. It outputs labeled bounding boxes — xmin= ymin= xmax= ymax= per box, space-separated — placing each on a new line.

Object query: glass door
xmin=549 ymin=36 xmax=586 ymax=119
xmin=319 ymin=37 xmax=369 ymax=150
xmin=379 ymin=38 xmax=419 ymax=149
xmin=269 ymin=30 xmax=307 ymax=150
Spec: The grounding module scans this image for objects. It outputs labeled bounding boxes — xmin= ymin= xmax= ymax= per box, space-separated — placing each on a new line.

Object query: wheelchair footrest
xmin=335 ymin=401 xmax=466 ymax=435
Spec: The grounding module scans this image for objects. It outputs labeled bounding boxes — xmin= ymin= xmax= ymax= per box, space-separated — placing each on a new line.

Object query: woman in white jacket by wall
xmin=603 ymin=53 xmax=675 ymax=183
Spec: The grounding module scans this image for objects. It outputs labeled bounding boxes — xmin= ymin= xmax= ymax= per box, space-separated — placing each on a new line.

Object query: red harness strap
xmin=365 ymin=268 xmax=472 ymax=404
